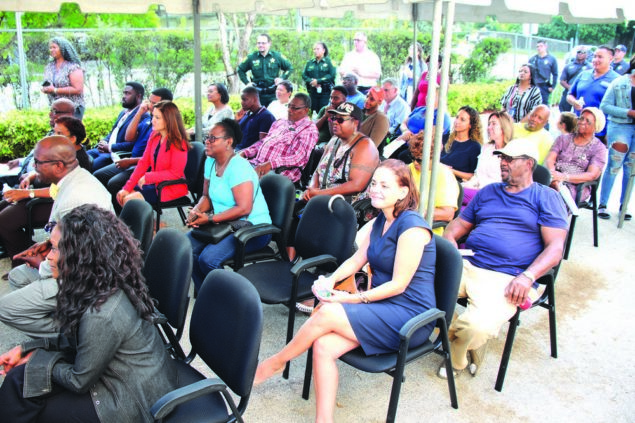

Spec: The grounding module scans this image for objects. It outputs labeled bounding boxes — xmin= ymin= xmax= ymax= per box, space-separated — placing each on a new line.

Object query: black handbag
xmin=190 ymin=220 xmax=253 ymax=244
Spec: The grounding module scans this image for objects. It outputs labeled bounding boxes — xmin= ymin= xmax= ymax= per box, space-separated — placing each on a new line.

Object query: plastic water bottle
xmin=317 ymin=85 xmax=322 ymax=94
xmin=519 ymin=297 xmax=533 ymax=310
xmin=315 ymin=275 xmax=331 ymax=298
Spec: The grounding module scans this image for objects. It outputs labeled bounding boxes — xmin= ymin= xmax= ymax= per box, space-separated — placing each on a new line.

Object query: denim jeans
xmin=599 ymin=121 xmax=635 ymax=206
xmin=187 ymin=231 xmax=272 ymax=291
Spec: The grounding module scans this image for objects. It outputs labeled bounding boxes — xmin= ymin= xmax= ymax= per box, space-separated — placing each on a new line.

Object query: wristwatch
xmin=29 ymin=189 xmax=35 ymax=199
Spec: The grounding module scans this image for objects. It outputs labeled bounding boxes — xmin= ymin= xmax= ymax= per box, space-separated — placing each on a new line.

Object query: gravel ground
xmin=1 ymin=167 xmax=634 ymax=422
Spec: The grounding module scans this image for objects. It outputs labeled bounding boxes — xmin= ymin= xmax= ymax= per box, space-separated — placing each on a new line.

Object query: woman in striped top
xmin=500 ymin=64 xmax=542 ymax=123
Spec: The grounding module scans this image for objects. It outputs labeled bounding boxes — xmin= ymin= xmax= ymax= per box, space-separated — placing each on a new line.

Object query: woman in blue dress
xmin=254 ymin=159 xmax=436 ymax=422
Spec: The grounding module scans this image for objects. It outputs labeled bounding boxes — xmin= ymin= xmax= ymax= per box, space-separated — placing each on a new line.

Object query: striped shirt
xmin=242 ymin=116 xmax=318 ymax=182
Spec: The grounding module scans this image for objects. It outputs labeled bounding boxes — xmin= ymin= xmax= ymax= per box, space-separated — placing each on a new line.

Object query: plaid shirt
xmin=243 ymin=116 xmax=318 ymax=182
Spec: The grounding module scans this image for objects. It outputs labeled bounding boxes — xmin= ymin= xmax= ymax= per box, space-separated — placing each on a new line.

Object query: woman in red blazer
xmin=117 ymin=101 xmax=190 ymax=206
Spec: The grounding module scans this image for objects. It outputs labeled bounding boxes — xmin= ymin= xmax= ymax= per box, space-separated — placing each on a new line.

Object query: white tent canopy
xmin=4 ymin=0 xmax=635 ymax=22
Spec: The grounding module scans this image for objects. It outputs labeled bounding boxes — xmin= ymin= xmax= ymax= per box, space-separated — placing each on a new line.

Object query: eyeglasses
xmin=44 ymin=221 xmax=57 ymax=234
xmin=499 ymin=154 xmax=527 ymax=163
xmin=205 ymin=135 xmax=228 ymax=143
xmin=413 ymin=158 xmax=422 ymax=164
xmin=328 ymin=116 xmax=353 ymax=124
xmin=33 ymin=158 xmax=61 ymax=167
xmin=353 ymin=38 xmax=364 ymax=42
xmin=577 ymin=50 xmax=587 ymax=54
xmin=288 ymin=105 xmax=307 ymax=110
xmin=50 ymin=108 xmax=70 ymax=115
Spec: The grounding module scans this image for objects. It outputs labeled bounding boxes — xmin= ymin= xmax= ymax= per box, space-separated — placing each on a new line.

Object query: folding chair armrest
xmin=232 ymin=224 xmax=281 ymax=270
xmin=113 ymin=151 xmax=132 ymax=159
xmin=151 ymin=378 xmax=238 ymax=420
xmin=26 ymin=197 xmax=54 ymax=212
xmin=399 ymin=308 xmax=446 ymax=341
xmin=157 ymin=178 xmax=188 ymax=193
xmin=432 ymin=220 xmax=449 ymax=230
xmin=234 ymin=224 xmax=280 ymax=244
xmin=290 ymin=254 xmax=337 ymax=277
xmin=574 ymin=178 xmax=599 ymax=204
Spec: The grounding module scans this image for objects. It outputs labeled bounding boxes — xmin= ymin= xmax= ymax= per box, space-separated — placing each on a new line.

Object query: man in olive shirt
xmin=237 ymin=33 xmax=293 ymax=107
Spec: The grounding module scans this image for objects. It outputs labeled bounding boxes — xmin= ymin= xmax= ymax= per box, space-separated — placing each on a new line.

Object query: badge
xmin=253 ymin=60 xmax=260 ymax=67
xmin=270 ymin=58 xmax=276 ymax=64
xmin=544 ymin=59 xmax=549 ymax=65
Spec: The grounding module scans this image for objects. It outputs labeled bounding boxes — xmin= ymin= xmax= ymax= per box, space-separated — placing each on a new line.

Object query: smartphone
xmin=42 ymin=80 xmax=51 ymax=87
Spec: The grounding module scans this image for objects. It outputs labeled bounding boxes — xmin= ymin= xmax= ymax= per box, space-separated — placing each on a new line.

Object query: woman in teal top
xmin=302 ymin=42 xmax=337 ymax=114
xmin=187 ymin=119 xmax=271 ymax=291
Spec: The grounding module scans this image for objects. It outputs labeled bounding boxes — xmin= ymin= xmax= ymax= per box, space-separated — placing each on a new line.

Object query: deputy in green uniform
xmin=237 ymin=33 xmax=293 ymax=107
xmin=302 ymin=41 xmax=337 ymax=114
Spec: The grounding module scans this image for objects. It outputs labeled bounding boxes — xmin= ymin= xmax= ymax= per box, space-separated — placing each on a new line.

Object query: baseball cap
xmin=493 ymin=139 xmax=539 ymax=162
xmin=615 ymin=44 xmax=627 ymax=52
xmin=327 ymin=102 xmax=363 ymax=121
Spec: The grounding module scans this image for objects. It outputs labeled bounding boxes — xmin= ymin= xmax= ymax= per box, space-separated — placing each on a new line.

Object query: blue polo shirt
xmin=569 ymin=69 xmax=620 ymax=136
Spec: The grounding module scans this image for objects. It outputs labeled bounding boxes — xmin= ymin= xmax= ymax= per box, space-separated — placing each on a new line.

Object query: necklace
xmin=572 ymin=134 xmax=593 ymax=161
xmin=215 ymin=152 xmax=235 ymax=177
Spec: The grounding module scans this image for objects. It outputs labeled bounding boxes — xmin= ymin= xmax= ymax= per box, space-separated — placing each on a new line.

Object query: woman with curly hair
xmin=0 ymin=205 xmax=177 ymax=423
xmin=441 ymin=105 xmax=483 ymax=181
xmin=41 ymin=37 xmax=85 ymax=119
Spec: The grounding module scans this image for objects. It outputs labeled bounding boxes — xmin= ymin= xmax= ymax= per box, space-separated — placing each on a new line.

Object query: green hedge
xmin=0 ymin=83 xmax=509 ymax=160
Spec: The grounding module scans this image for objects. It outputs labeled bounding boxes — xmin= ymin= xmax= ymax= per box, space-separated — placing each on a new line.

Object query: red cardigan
xmin=123 ymin=131 xmax=188 ymax=202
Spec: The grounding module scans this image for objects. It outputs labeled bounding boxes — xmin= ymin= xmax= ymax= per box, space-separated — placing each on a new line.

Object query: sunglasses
xmin=499 ymin=154 xmax=527 ymax=163
xmin=288 ymin=105 xmax=307 ymax=110
xmin=328 ymin=116 xmax=353 ymax=124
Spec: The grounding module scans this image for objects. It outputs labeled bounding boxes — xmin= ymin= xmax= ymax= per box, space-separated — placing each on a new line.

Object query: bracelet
xmin=53 ymin=88 xmax=57 ymax=94
xmin=207 ymin=212 xmax=214 ymax=223
xmin=521 ymin=270 xmax=536 ymax=283
xmin=358 ymin=292 xmax=370 ymax=304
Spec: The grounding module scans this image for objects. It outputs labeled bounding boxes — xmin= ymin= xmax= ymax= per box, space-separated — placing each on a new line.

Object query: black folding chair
xmin=144 ymin=228 xmax=193 ymax=360
xmin=301 ymin=235 xmax=462 ymax=423
xmin=238 ymin=195 xmax=357 ymax=378
xmin=150 ymin=270 xmax=263 ymax=423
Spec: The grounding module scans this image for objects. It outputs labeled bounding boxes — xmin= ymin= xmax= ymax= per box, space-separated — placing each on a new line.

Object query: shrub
xmin=447 ymin=81 xmax=510 ymax=115
xmin=1 ymin=86 xmax=510 ymax=161
xmin=459 ymin=37 xmax=511 ymax=83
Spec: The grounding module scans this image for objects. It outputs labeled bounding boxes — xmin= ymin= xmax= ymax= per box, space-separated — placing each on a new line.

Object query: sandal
xmin=295 ymin=302 xmax=314 ymax=315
